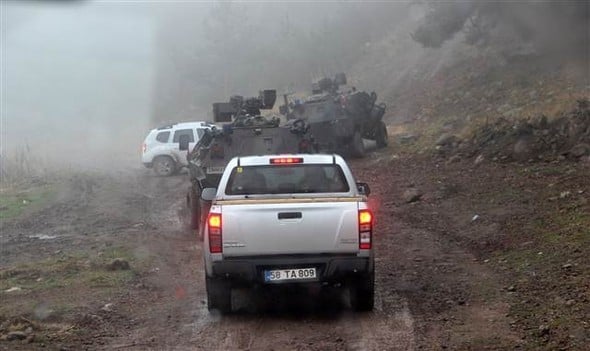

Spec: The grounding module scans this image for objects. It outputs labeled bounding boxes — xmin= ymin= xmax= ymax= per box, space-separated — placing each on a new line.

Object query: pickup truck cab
xmin=201 ymin=154 xmax=374 ymax=313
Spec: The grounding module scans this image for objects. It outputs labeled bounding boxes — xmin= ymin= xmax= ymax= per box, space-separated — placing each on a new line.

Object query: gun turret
xmin=311 ymin=73 xmax=347 ymax=95
xmin=212 ymin=89 xmax=277 ymax=123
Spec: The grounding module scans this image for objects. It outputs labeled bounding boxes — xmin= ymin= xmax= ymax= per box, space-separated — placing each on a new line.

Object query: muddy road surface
xmin=1 ymin=151 xmax=588 ymax=350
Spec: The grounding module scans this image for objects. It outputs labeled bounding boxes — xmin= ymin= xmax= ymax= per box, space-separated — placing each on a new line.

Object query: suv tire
xmin=350 ymin=272 xmax=374 ymax=312
xmin=206 ymin=277 xmax=232 ymax=313
xmin=153 ymin=156 xmax=176 ymax=177
xmin=376 ymin=121 xmax=388 ymax=148
xmin=350 ymin=130 xmax=366 ymax=158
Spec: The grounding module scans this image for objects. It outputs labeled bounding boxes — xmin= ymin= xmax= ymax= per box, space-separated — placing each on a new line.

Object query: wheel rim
xmin=156 ymin=159 xmax=172 ymax=175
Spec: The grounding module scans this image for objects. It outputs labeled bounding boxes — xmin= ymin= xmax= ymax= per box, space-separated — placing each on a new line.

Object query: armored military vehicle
xmin=282 ymin=73 xmax=387 ymax=157
xmin=180 ymin=90 xmax=313 ymax=234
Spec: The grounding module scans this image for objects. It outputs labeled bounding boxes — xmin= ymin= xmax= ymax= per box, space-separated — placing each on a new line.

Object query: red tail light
xmin=358 ymin=209 xmax=373 ymax=250
xmin=270 ymin=157 xmax=304 ymax=164
xmin=208 ymin=213 xmax=222 ymax=253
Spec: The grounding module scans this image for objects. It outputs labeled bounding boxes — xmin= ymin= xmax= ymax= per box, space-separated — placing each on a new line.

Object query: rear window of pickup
xmin=226 ymin=164 xmax=350 ymax=195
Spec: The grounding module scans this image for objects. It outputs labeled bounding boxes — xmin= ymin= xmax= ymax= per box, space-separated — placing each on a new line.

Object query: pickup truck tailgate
xmin=220 ymin=201 xmax=359 ymax=256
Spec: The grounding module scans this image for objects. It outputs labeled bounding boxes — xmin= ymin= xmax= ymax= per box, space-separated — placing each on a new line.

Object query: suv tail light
xmin=208 ymin=213 xmax=222 ymax=253
xmin=358 ymin=209 xmax=373 ymax=250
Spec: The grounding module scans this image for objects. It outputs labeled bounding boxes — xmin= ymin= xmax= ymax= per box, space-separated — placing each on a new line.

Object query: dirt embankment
xmin=434 ymin=99 xmax=590 ymax=163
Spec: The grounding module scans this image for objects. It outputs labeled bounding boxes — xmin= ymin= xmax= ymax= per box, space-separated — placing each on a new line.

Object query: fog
xmin=2 ymin=1 xmax=156 ymax=170
xmin=1 ymin=1 xmax=409 ymax=172
xmin=1 ymin=0 xmax=587 ymax=173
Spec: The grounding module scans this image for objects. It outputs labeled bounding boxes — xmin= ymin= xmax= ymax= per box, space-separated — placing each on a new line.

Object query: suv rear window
xmin=173 ymin=129 xmax=194 ymax=143
xmin=226 ymin=164 xmax=349 ymax=195
xmin=156 ymin=131 xmax=170 ymax=143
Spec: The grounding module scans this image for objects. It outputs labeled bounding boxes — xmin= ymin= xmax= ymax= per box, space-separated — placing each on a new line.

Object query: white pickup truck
xmin=201 ymin=154 xmax=375 ymax=313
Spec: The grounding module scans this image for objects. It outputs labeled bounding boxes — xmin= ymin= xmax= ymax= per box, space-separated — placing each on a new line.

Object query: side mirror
xmin=201 ymin=188 xmax=217 ymax=202
xmin=356 ymin=182 xmax=371 ymax=196
xmin=178 ymin=134 xmax=190 ymax=151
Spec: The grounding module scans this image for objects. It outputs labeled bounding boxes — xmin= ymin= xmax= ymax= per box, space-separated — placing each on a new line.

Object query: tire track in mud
xmin=173 ymin=243 xmax=416 ymax=351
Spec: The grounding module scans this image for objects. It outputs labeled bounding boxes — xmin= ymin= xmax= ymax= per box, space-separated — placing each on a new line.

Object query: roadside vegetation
xmin=0 ymin=246 xmax=150 ymax=345
xmin=0 ymin=184 xmax=57 ymax=221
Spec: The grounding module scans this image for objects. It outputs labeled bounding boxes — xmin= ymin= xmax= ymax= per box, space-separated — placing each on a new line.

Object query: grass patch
xmin=0 ymin=246 xmax=144 ymax=319
xmin=0 ymin=184 xmax=57 ymax=220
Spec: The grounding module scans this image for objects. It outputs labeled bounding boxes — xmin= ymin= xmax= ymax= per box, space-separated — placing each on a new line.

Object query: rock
xmin=403 ymin=188 xmax=423 ymax=203
xmin=106 ymin=258 xmax=130 ymax=271
xmin=474 ymin=154 xmax=485 ymax=165
xmin=538 ymin=324 xmax=550 ymax=336
xmin=471 ymin=214 xmax=480 ymax=222
xmin=398 ymin=134 xmax=418 ymax=145
xmin=435 ymin=133 xmax=459 ymax=146
xmin=447 ymin=155 xmax=461 ymax=164
xmin=4 ymin=286 xmax=21 ymax=293
xmin=562 ymin=263 xmax=573 ymax=269
xmin=569 ymin=143 xmax=590 ymax=158
xmin=507 ymin=285 xmax=516 ymax=292
xmin=565 ymin=299 xmax=575 ymax=306
xmin=6 ymin=331 xmax=27 ymax=341
xmin=101 ymin=303 xmax=114 ymax=312
xmin=513 ymin=138 xmax=531 ymax=159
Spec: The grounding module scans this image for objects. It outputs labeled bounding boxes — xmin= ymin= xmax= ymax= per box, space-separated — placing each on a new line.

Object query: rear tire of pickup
xmin=206 ymin=277 xmax=232 ymax=314
xmin=350 ymin=272 xmax=375 ymax=312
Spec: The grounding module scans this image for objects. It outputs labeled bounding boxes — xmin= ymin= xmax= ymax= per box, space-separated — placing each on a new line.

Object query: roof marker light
xmin=270 ymin=157 xmax=304 ymax=165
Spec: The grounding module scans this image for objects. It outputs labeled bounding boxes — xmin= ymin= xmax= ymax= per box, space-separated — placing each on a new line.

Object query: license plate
xmin=264 ymin=268 xmax=317 ymax=283
xmin=206 ymin=167 xmax=224 ymax=174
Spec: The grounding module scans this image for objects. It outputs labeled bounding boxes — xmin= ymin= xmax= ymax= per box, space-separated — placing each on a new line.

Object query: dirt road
xmin=1 ymin=151 xmax=588 ymax=350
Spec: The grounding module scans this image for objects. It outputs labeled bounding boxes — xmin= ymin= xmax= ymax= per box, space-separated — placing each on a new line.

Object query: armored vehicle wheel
xmin=351 ymin=130 xmax=366 ymax=158
xmin=376 ymin=121 xmax=388 ymax=148
xmin=153 ymin=156 xmax=176 ymax=177
xmin=188 ymin=187 xmax=201 ymax=230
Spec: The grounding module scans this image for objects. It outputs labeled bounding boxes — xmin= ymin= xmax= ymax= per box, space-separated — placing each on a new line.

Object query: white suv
xmin=142 ymin=121 xmax=212 ymax=176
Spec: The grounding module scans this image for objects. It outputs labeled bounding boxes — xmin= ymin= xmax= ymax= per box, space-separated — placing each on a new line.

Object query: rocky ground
xmin=1 ymin=135 xmax=588 ymax=350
